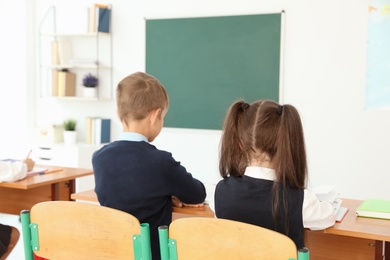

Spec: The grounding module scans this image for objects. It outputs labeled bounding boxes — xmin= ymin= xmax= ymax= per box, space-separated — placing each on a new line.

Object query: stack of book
xmin=85 ymin=117 xmax=111 ymax=144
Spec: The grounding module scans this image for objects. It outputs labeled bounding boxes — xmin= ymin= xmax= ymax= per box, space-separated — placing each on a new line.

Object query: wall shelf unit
xmin=38 ymin=5 xmax=113 ymax=100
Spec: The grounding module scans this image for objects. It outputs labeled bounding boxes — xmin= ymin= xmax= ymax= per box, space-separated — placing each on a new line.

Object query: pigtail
xmin=219 ymin=100 xmax=249 ymax=177
xmin=272 ymin=103 xmax=307 ymax=234
xmin=274 ymin=105 xmax=294 ymax=186
xmin=274 ymin=104 xmax=307 ymax=189
xmin=272 ymin=104 xmax=290 ymax=233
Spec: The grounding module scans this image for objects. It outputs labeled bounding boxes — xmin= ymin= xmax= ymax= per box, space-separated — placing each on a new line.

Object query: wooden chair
xmin=158 ymin=217 xmax=309 ymax=260
xmin=20 ymin=201 xmax=151 ymax=260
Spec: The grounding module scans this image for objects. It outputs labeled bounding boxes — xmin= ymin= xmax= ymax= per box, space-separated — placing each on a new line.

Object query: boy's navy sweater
xmin=93 ymin=141 xmax=206 ymax=260
xmin=215 ymin=176 xmax=304 ymax=249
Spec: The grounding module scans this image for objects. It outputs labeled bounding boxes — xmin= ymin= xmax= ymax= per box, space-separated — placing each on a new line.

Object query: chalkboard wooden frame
xmin=146 ymin=13 xmax=283 ymax=130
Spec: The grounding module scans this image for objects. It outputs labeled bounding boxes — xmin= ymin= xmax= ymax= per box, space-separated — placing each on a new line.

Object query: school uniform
xmin=93 ymin=132 xmax=206 ymax=260
xmin=213 ymin=166 xmax=335 ymax=249
xmin=0 ymin=160 xmax=27 ymax=182
xmin=0 ymin=224 xmax=11 ymax=257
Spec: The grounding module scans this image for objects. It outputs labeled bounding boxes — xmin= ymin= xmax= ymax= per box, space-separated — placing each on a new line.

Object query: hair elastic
xmin=277 ymin=105 xmax=283 ymax=115
xmin=240 ymin=102 xmax=250 ymax=111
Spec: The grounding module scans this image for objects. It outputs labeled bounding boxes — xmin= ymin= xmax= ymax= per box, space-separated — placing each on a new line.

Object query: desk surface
xmin=326 ymin=199 xmax=390 ymax=242
xmin=0 ymin=166 xmax=93 ymax=190
xmin=70 ymin=190 xmax=390 ymax=242
xmin=71 ymin=189 xmax=215 ymax=218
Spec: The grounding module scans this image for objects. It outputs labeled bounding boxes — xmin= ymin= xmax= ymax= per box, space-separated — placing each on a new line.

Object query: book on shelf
xmin=95 ymin=118 xmax=111 ymax=144
xmin=58 ymin=70 xmax=76 ymax=97
xmin=356 ymin=199 xmax=390 ymax=220
xmin=57 ymin=40 xmax=73 ymax=65
xmin=89 ymin=3 xmax=110 ymax=33
xmin=52 ymin=70 xmax=59 ymax=96
xmin=85 ymin=117 xmax=111 ymax=144
xmin=51 ymin=41 xmax=59 ymax=65
xmin=85 ymin=117 xmax=94 ymax=144
xmin=98 ymin=7 xmax=111 ymax=33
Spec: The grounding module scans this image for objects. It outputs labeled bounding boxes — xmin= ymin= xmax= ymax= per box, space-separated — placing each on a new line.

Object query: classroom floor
xmin=0 ymin=213 xmax=23 ymax=260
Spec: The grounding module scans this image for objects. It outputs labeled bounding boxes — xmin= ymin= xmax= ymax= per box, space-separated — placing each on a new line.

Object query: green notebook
xmin=356 ymin=200 xmax=390 ymax=220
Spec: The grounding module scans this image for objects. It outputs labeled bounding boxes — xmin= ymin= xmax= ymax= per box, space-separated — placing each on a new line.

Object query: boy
xmin=92 ymin=72 xmax=206 ymax=259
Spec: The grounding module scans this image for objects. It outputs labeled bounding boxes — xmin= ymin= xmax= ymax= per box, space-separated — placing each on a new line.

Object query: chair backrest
xmin=20 ymin=201 xmax=151 ymax=260
xmin=159 ymin=217 xmax=300 ymax=260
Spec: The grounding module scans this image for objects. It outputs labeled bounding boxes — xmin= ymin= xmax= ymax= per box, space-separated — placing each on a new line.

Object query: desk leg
xmin=375 ymin=240 xmax=390 ymax=260
xmin=68 ymin=179 xmax=75 ymax=200
xmin=386 ymin=241 xmax=390 ymax=259
xmin=51 ymin=183 xmax=59 ymax=200
xmin=51 ymin=180 xmax=75 ymax=201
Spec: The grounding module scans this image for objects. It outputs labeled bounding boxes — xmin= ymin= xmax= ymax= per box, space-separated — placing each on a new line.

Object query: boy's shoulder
xmin=94 ymin=140 xmax=172 ymax=157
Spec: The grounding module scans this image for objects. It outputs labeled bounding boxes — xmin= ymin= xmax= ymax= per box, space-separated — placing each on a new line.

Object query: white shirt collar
xmin=118 ymin=132 xmax=148 ymax=142
xmin=244 ymin=166 xmax=276 ymax=181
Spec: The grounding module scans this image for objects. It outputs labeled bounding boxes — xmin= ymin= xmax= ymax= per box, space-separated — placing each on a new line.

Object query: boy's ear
xmin=150 ymin=108 xmax=162 ymax=125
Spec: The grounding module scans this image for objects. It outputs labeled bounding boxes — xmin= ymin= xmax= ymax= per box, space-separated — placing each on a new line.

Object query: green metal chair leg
xmin=298 ymin=247 xmax=309 ymax=260
xmin=20 ymin=210 xmax=33 ymax=260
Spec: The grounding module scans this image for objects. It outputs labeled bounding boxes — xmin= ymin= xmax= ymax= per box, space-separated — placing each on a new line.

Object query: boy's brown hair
xmin=116 ymin=72 xmax=169 ymax=123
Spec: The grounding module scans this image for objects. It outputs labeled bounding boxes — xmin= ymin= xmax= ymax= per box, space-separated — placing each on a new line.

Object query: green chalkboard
xmin=146 ymin=13 xmax=281 ymax=130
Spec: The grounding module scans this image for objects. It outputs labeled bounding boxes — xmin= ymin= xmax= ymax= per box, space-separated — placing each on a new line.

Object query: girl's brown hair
xmin=116 ymin=72 xmax=169 ymax=123
xmin=219 ymin=99 xmax=307 ymax=230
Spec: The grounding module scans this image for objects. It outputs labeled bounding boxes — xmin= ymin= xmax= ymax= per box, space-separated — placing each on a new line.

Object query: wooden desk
xmin=327 ymin=199 xmax=390 ymax=241
xmin=71 ymin=191 xmax=390 ymax=259
xmin=70 ymin=189 xmax=215 ymax=218
xmin=305 ymin=199 xmax=390 ymax=260
xmin=0 ymin=166 xmax=93 ymax=215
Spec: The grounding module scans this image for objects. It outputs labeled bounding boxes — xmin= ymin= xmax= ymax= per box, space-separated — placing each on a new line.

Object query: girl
xmin=214 ymin=100 xmax=335 ymax=249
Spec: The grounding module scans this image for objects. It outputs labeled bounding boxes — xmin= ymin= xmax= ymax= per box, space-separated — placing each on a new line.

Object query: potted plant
xmin=63 ymin=119 xmax=77 ymax=145
xmin=82 ymin=73 xmax=98 ymax=98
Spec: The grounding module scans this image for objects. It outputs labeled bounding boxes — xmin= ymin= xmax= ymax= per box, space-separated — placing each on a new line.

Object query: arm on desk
xmin=303 ymin=189 xmax=336 ymax=230
xmin=0 ymin=161 xmax=27 ymax=182
xmin=172 ymin=196 xmax=204 ymax=208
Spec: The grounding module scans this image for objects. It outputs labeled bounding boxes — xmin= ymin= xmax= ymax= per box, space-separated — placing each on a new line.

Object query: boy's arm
xmin=158 ymin=150 xmax=206 ymax=204
xmin=172 ymin=196 xmax=204 ymax=208
xmin=170 ymin=175 xmax=206 ymax=205
xmin=163 ymin=156 xmax=206 ymax=204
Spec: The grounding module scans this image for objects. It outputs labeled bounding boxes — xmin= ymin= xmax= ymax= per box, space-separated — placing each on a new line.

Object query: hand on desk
xmin=23 ymin=158 xmax=35 ymax=172
xmin=172 ymin=196 xmax=204 ymax=208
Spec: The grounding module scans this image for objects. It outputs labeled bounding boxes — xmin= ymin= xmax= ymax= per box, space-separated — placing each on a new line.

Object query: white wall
xmin=0 ymin=1 xmax=33 ymax=159
xmin=31 ymin=0 xmax=390 ymax=200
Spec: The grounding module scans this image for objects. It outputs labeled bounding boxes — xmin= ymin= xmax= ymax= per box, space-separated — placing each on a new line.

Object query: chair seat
xmin=20 ymin=201 xmax=152 ymax=260
xmin=159 ymin=217 xmax=302 ymax=260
